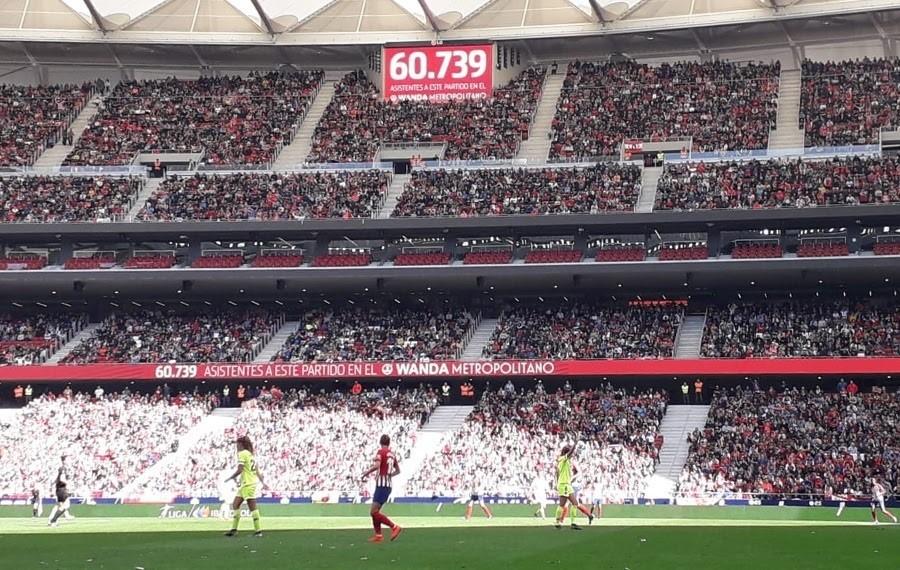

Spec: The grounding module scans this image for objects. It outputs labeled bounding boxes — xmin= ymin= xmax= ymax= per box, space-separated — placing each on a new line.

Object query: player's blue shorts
xmin=373 ymin=486 xmax=392 ymax=505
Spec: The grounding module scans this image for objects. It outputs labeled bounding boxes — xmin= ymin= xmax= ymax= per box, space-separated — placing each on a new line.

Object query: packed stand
xmin=60 ymin=310 xmax=280 ymax=364
xmin=137 ymin=170 xmax=389 ymax=221
xmin=308 ymin=68 xmax=545 ymax=163
xmin=678 ymin=386 xmax=900 ymax=499
xmin=0 ymin=82 xmax=93 ymax=167
xmin=801 ymin=58 xmax=900 ymax=147
xmin=138 ymin=386 xmax=438 ymax=497
xmin=64 ymin=71 xmax=323 ymax=166
xmin=0 ymin=314 xmax=85 ymax=365
xmin=407 ymin=386 xmax=667 ymax=498
xmin=391 ymin=164 xmax=640 ymax=217
xmin=655 ymin=156 xmax=900 ymax=210
xmin=273 ymin=307 xmax=474 ymax=362
xmin=701 ymin=300 xmax=899 ymax=358
xmin=484 ymin=302 xmax=682 ymax=359
xmin=551 ymin=60 xmax=779 ymax=160
xmin=0 ymin=175 xmax=143 ymax=223
xmin=0 ymin=389 xmax=213 ymax=497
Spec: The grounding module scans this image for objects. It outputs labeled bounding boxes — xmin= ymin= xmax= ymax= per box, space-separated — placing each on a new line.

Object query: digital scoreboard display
xmin=383 ymin=43 xmax=493 ymax=103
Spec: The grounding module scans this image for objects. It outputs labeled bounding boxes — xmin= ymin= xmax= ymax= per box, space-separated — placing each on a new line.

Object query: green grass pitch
xmin=0 ymin=504 xmax=897 ymax=570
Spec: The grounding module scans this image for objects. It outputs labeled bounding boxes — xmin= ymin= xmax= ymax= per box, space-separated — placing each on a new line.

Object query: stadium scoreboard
xmin=383 ymin=43 xmax=493 ymax=102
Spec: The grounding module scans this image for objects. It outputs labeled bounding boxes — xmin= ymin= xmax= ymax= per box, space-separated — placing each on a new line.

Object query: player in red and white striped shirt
xmin=361 ymin=434 xmax=403 ymax=543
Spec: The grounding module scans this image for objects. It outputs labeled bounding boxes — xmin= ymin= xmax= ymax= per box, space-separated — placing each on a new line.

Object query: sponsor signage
xmin=383 ymin=44 xmax=493 ymax=102
xmin=0 ymin=358 xmax=898 ymax=382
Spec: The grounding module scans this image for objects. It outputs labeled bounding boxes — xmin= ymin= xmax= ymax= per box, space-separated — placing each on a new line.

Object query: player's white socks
xmin=836 ymin=502 xmax=845 ymax=517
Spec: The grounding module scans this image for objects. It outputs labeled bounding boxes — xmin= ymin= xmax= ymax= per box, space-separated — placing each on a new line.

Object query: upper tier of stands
xmin=137 ymin=170 xmax=390 ymax=221
xmin=483 ymin=302 xmax=682 ymax=360
xmin=550 ymin=60 xmax=780 ymax=160
xmin=801 ymin=58 xmax=900 ymax=147
xmin=63 ymin=72 xmax=323 ymax=166
xmin=391 ymin=164 xmax=641 ymax=217
xmin=307 ymin=68 xmax=546 ymax=163
xmin=0 ymin=82 xmax=93 ymax=167
xmin=656 ymin=156 xmax=900 ymax=210
xmin=679 ymin=387 xmax=899 ymax=498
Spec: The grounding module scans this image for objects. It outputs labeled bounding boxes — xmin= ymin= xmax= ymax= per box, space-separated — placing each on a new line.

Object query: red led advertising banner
xmin=383 ymin=44 xmax=493 ymax=102
xmin=0 ymin=358 xmax=898 ymax=382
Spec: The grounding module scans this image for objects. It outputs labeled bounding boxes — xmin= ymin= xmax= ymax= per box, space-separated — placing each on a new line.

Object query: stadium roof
xmin=0 ymin=0 xmax=895 ymax=44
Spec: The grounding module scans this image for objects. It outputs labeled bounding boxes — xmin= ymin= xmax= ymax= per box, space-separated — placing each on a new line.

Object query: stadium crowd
xmin=484 ymin=303 xmax=682 ymax=359
xmin=0 ymin=314 xmax=85 ymax=365
xmin=137 ymin=170 xmax=390 ymax=221
xmin=678 ymin=386 xmax=900 ymax=498
xmin=407 ymin=386 xmax=667 ymax=498
xmin=273 ymin=308 xmax=474 ymax=362
xmin=307 ymin=68 xmax=545 ymax=163
xmin=701 ymin=301 xmax=899 ymax=358
xmin=63 ymin=71 xmax=323 ymax=166
xmin=0 ymin=82 xmax=93 ymax=167
xmin=0 ymin=389 xmax=213 ymax=496
xmin=139 ymin=386 xmax=438 ymax=497
xmin=801 ymin=58 xmax=900 ymax=147
xmin=655 ymin=156 xmax=900 ymax=210
xmin=0 ymin=175 xmax=143 ymax=223
xmin=391 ymin=164 xmax=641 ymax=217
xmin=551 ymin=60 xmax=779 ymax=160
xmin=60 ymin=310 xmax=279 ymax=364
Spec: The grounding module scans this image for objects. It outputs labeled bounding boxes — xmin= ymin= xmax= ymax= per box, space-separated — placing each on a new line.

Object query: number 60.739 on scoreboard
xmin=383 ymin=44 xmax=493 ymax=103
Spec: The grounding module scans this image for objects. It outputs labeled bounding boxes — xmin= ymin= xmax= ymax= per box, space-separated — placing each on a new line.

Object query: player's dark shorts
xmin=56 ymin=490 xmax=69 ymax=503
xmin=373 ymin=486 xmax=392 ymax=505
xmin=470 ymin=494 xmax=480 ymax=502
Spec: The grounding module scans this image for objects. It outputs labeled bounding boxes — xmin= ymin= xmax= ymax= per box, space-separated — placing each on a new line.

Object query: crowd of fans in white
xmin=60 ymin=310 xmax=279 ymax=364
xmin=0 ymin=175 xmax=144 ymax=223
xmin=407 ymin=385 xmax=667 ymax=499
xmin=701 ymin=301 xmax=899 ymax=358
xmin=0 ymin=389 xmax=212 ymax=496
xmin=656 ymin=156 xmax=900 ymax=210
xmin=551 ymin=60 xmax=780 ymax=159
xmin=484 ymin=303 xmax=682 ymax=360
xmin=139 ymin=386 xmax=438 ymax=498
xmin=678 ymin=386 xmax=900 ymax=499
xmin=308 ymin=68 xmax=545 ymax=163
xmin=391 ymin=164 xmax=641 ymax=217
xmin=273 ymin=308 xmax=475 ymax=362
xmin=63 ymin=71 xmax=323 ymax=166
xmin=137 ymin=170 xmax=390 ymax=221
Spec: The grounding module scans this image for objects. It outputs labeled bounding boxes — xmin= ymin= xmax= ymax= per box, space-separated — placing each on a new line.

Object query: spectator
xmin=484 ymin=302 xmax=682 ymax=360
xmin=64 ymin=71 xmax=323 ymax=166
xmin=655 ymin=156 xmax=900 ymax=210
xmin=137 ymin=170 xmax=389 ymax=221
xmin=308 ymin=68 xmax=546 ymax=163
xmin=273 ymin=307 xmax=474 ymax=362
xmin=550 ymin=60 xmax=780 ymax=160
xmin=60 ymin=310 xmax=279 ymax=364
xmin=0 ymin=176 xmax=143 ymax=223
xmin=391 ymin=164 xmax=640 ymax=217
xmin=701 ymin=301 xmax=899 ymax=358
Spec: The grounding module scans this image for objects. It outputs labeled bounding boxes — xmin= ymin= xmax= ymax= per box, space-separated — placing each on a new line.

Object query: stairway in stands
xmin=637 ymin=166 xmax=663 ymax=213
xmin=378 ymin=173 xmax=408 ymax=218
xmin=645 ymin=405 xmax=710 ymax=498
xmin=392 ymin=405 xmax=474 ymax=496
xmin=674 ymin=314 xmax=707 ymax=359
xmin=117 ymin=407 xmax=241 ymax=501
xmin=33 ymin=95 xmax=102 ymax=169
xmin=124 ymin=176 xmax=164 ymax=221
xmin=272 ymin=80 xmax=337 ymax=169
xmin=45 ymin=323 xmax=100 ymax=364
xmin=768 ymin=68 xmax=804 ymax=151
xmin=460 ymin=318 xmax=498 ymax=360
xmin=517 ymin=71 xmax=566 ymax=162
xmin=253 ymin=321 xmax=299 ymax=362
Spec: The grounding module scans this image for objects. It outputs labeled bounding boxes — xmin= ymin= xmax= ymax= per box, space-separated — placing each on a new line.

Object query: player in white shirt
xmin=870 ymin=478 xmax=897 ymax=525
xmin=530 ymin=475 xmax=548 ymax=519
